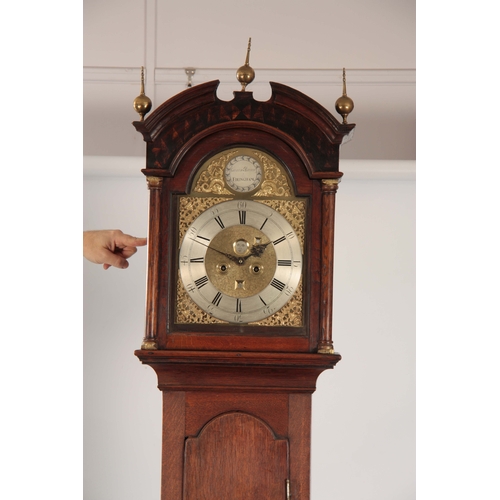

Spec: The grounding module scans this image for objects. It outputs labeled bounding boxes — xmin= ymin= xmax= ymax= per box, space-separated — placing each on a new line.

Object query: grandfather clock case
xmin=133 ymin=71 xmax=354 ymax=499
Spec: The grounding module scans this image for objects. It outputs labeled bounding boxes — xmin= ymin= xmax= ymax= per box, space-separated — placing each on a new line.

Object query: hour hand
xmin=248 ymin=240 xmax=272 ymax=258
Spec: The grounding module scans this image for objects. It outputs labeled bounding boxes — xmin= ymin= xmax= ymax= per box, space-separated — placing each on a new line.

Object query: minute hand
xmin=189 ymin=238 xmax=241 ymax=264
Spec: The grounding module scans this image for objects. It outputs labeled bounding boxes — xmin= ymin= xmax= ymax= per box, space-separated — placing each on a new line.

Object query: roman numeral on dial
xmin=211 ymin=292 xmax=223 ymax=306
xmin=194 ymin=276 xmax=209 ymax=289
xmin=270 ymin=278 xmax=286 ymax=292
xmin=239 ymin=211 xmax=246 ymax=224
xmin=214 ymin=216 xmax=225 ymax=229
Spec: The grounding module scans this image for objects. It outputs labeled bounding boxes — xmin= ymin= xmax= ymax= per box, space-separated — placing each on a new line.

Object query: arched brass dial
xmin=179 ymin=200 xmax=302 ymax=323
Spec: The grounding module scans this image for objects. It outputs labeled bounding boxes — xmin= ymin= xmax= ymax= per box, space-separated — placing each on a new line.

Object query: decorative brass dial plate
xmin=178 ymin=200 xmax=302 ymax=324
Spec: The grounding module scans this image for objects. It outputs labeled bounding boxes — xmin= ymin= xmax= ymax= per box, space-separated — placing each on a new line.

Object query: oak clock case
xmin=176 ymin=147 xmax=305 ymax=327
xmin=132 ymin=73 xmax=355 ymax=500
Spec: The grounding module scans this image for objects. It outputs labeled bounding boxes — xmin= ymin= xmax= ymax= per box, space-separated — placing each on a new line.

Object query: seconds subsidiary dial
xmin=179 ymin=200 xmax=302 ymax=323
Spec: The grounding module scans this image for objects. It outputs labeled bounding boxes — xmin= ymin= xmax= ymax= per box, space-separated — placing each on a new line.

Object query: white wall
xmin=83 ymin=158 xmax=415 ymax=499
xmin=83 ymin=0 xmax=416 ymax=160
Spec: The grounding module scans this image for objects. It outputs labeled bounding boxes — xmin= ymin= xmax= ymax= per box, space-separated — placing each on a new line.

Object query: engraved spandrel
xmin=193 ymin=151 xmax=236 ymax=195
xmin=252 ymin=151 xmax=291 ymax=197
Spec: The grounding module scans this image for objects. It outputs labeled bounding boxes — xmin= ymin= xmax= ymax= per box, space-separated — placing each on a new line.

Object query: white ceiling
xmin=83 ymin=0 xmax=415 ymax=160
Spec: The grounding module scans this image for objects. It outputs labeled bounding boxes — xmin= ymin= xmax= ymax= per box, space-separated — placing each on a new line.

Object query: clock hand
xmin=189 ymin=238 xmax=241 ymax=264
xmin=241 ymin=240 xmax=273 ymax=261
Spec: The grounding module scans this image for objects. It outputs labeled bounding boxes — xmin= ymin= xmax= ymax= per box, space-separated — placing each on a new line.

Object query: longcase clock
xmin=132 ymin=57 xmax=355 ymax=499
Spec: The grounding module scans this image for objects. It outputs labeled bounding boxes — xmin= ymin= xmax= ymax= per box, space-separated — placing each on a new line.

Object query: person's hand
xmin=83 ymin=230 xmax=147 ymax=270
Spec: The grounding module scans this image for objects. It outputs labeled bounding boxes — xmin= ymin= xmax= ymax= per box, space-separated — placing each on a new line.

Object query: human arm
xmin=83 ymin=230 xmax=147 ymax=270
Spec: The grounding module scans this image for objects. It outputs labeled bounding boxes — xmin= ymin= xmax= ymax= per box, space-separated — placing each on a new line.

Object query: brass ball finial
xmin=133 ymin=66 xmax=152 ymax=121
xmin=335 ymin=68 xmax=354 ymax=124
xmin=236 ymin=38 xmax=255 ymax=91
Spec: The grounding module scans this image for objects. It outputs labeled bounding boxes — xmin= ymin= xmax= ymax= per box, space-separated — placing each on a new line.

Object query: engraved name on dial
xmin=179 ymin=200 xmax=302 ymax=324
xmin=224 ymin=155 xmax=263 ymax=193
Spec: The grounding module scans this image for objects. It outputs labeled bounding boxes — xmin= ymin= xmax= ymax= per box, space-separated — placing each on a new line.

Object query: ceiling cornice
xmin=83 ymin=156 xmax=415 ymax=181
xmin=84 ymin=67 xmax=415 ymax=87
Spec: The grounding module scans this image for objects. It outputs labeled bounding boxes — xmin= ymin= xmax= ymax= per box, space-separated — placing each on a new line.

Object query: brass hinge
xmin=286 ymin=479 xmax=291 ymax=500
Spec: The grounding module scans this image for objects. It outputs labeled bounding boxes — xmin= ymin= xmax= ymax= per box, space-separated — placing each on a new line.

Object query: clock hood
xmin=133 ymin=79 xmax=355 ymax=178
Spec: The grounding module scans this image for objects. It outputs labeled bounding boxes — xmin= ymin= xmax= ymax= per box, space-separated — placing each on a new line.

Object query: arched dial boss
xmin=224 ymin=155 xmax=262 ymax=193
xmin=179 ymin=199 xmax=302 ymax=323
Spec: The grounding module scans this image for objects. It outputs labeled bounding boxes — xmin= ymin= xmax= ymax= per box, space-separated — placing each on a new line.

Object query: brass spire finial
xmin=335 ymin=68 xmax=354 ymax=124
xmin=133 ymin=66 xmax=152 ymax=121
xmin=236 ymin=38 xmax=255 ymax=91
